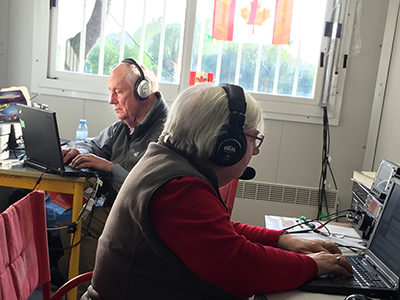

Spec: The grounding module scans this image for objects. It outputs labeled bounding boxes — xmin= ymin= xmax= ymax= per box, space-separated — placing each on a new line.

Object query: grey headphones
xmin=121 ymin=58 xmax=151 ymax=101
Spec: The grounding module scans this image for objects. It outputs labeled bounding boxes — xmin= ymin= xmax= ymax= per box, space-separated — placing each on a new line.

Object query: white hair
xmin=119 ymin=60 xmax=159 ymax=93
xmin=160 ymin=83 xmax=263 ymax=159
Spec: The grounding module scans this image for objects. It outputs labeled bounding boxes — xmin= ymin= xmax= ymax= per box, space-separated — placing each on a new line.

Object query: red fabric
xmin=212 ymin=0 xmax=236 ymax=41
xmin=273 ymin=0 xmax=294 ymax=45
xmin=150 ymin=177 xmax=317 ymax=297
xmin=0 ymin=190 xmax=51 ymax=300
xmin=48 ymin=192 xmax=88 ymax=210
xmin=219 ymin=178 xmax=239 ymax=215
xmin=0 ymin=214 xmax=16 ymax=300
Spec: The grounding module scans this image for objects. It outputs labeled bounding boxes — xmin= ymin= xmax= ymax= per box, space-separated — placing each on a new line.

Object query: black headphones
xmin=210 ymin=83 xmax=247 ymax=167
xmin=121 ymin=58 xmax=152 ymax=101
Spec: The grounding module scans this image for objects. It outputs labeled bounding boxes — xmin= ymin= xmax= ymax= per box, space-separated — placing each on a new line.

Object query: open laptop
xmin=300 ymin=176 xmax=400 ymax=299
xmin=16 ymin=104 xmax=97 ymax=177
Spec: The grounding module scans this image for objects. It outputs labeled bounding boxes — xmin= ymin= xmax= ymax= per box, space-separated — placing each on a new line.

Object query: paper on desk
xmin=325 ymin=223 xmax=360 ymax=239
xmin=265 ymin=290 xmax=345 ymax=300
xmin=265 ymin=215 xmax=365 ymax=251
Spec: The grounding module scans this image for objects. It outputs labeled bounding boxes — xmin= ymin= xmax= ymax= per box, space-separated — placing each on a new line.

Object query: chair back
xmin=219 ymin=178 xmax=239 ymax=215
xmin=0 ymin=190 xmax=51 ymax=300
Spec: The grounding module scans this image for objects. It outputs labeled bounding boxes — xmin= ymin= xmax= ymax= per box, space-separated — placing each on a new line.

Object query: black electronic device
xmin=6 ymin=124 xmax=17 ymax=150
xmin=350 ymin=180 xmax=382 ymax=239
xmin=16 ymin=104 xmax=104 ymax=177
xmin=239 ymin=166 xmax=255 ymax=180
xmin=210 ymin=84 xmax=247 ymax=167
xmin=121 ymin=58 xmax=151 ymax=101
xmin=349 ymin=159 xmax=400 ymax=239
xmin=301 ymin=175 xmax=400 ymax=299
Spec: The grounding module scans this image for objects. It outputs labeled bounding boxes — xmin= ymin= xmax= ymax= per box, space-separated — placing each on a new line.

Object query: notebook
xmin=300 ymin=176 xmax=400 ymax=299
xmin=16 ymin=104 xmax=97 ymax=177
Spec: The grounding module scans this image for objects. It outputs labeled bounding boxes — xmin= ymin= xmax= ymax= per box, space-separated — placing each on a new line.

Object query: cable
xmin=32 ymin=170 xmax=47 ymax=190
xmin=318 ymin=106 xmax=338 ymax=220
xmin=282 ymin=209 xmax=354 ymax=231
xmin=48 ymin=176 xmax=101 ymax=254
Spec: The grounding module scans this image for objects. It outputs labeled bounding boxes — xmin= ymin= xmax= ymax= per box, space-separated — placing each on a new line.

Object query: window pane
xmin=55 ymin=0 xmax=186 ymax=83
xmin=191 ymin=0 xmax=327 ymax=99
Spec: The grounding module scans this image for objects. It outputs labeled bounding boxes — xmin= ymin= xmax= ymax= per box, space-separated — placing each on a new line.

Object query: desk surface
xmin=0 ymin=159 xmax=86 ymax=183
xmin=262 ymin=216 xmax=370 ymax=300
xmin=265 ymin=215 xmax=366 ymax=254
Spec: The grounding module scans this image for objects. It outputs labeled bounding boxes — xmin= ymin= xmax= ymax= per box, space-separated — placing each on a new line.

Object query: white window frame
xmin=31 ymin=0 xmax=356 ymax=125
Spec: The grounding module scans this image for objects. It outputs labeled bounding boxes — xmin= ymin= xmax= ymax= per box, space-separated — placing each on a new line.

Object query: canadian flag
xmin=212 ymin=0 xmax=294 ymax=45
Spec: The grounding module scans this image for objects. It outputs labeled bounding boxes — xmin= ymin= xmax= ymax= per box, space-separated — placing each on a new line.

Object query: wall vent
xmin=236 ymin=180 xmax=338 ymax=209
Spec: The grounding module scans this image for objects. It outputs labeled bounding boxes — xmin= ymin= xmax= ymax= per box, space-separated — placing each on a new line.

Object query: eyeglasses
xmin=245 ymin=132 xmax=264 ymax=148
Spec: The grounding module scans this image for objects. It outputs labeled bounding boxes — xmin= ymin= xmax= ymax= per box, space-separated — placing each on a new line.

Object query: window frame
xmin=31 ymin=0 xmax=356 ymax=125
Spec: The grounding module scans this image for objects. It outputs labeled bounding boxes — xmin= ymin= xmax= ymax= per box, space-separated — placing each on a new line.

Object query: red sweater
xmin=149 ymin=177 xmax=317 ymax=297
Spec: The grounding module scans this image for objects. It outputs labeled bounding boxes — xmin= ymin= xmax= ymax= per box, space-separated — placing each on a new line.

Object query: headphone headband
xmin=121 ymin=58 xmax=151 ymax=101
xmin=210 ymin=84 xmax=247 ymax=167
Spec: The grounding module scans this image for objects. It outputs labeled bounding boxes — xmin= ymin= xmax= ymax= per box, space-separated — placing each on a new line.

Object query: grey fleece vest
xmin=84 ymin=142 xmax=247 ymax=300
xmin=105 ymin=95 xmax=168 ymax=205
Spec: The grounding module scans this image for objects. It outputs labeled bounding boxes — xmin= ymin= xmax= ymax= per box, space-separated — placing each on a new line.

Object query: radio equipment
xmin=350 ymin=159 xmax=400 ymax=239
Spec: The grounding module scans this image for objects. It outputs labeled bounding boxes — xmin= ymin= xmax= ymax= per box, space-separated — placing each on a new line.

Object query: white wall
xmin=0 ymin=0 xmax=8 ymax=88
xmin=1 ymin=0 xmax=392 ymax=225
xmin=373 ymin=9 xmax=400 ymax=167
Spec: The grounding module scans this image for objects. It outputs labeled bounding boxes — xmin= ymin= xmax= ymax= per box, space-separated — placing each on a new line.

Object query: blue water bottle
xmin=76 ymin=119 xmax=88 ymax=142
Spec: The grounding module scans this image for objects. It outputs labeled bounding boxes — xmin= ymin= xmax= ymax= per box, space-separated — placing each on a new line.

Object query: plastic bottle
xmin=76 ymin=119 xmax=88 ymax=142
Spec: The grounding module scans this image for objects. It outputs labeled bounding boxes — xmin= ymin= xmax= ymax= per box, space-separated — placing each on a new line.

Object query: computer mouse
xmin=344 ymin=294 xmax=373 ymax=300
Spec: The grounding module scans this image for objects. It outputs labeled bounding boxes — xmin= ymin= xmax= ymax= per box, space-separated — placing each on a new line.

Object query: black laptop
xmin=16 ymin=104 xmax=96 ymax=177
xmin=300 ymin=176 xmax=400 ymax=299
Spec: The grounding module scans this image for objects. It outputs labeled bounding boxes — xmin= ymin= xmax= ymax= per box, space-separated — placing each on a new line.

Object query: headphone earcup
xmin=134 ymin=78 xmax=151 ymax=101
xmin=211 ymin=126 xmax=247 ymax=167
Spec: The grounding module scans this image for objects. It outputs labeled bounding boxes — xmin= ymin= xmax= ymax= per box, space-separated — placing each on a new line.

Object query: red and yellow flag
xmin=212 ymin=0 xmax=236 ymax=41
xmin=272 ymin=0 xmax=294 ymax=45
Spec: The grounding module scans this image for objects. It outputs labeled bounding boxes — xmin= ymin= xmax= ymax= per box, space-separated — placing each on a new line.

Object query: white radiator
xmin=231 ymin=180 xmax=339 ymax=227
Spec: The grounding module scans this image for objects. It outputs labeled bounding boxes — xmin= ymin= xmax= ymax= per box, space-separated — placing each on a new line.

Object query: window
xmin=32 ymin=0 xmax=356 ymax=124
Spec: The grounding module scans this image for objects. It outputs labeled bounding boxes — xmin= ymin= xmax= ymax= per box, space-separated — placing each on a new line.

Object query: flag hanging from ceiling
xmin=212 ymin=0 xmax=236 ymax=41
xmin=212 ymin=0 xmax=294 ymax=45
xmin=272 ymin=0 xmax=294 ymax=44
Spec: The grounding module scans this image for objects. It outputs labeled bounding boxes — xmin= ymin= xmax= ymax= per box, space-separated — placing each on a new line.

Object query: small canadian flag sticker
xmin=189 ymin=71 xmax=214 ymax=86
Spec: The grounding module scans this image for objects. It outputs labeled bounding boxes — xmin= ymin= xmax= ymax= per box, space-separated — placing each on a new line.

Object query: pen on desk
xmin=296 ymin=220 xmax=304 ymax=228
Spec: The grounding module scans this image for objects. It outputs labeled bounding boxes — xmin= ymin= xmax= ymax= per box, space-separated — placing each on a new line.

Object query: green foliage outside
xmin=84 ymin=16 xmax=316 ymax=98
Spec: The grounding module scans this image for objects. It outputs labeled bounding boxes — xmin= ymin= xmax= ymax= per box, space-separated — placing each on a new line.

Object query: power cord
xmin=318 ymin=106 xmax=338 ymax=220
xmin=283 ymin=209 xmax=354 ymax=231
xmin=47 ymin=176 xmax=103 ymax=252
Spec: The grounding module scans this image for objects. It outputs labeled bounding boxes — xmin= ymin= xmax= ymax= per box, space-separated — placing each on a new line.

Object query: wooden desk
xmin=0 ymin=160 xmax=85 ymax=300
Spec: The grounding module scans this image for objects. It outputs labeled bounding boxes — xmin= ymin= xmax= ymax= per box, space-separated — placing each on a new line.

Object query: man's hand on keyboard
xmin=68 ymin=153 xmax=115 ymax=172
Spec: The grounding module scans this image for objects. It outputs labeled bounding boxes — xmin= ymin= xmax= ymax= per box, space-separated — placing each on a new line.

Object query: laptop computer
xmin=300 ymin=176 xmax=400 ymax=299
xmin=16 ymin=104 xmax=97 ymax=177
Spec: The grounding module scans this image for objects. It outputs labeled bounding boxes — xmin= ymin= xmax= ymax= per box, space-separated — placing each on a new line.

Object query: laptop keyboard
xmin=64 ymin=165 xmax=92 ymax=173
xmin=330 ymin=256 xmax=388 ymax=288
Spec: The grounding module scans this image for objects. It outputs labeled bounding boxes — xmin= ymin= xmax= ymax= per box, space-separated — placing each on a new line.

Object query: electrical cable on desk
xmin=316 ymin=214 xmax=349 ymax=230
xmin=282 ymin=209 xmax=355 ymax=231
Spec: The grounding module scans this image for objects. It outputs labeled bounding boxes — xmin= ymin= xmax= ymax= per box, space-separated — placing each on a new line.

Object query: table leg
xmin=67 ymin=182 xmax=84 ymax=300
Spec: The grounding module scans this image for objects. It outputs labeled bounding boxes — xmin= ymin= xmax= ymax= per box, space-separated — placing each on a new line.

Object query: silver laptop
xmin=16 ymin=104 xmax=97 ymax=177
xmin=301 ymin=176 xmax=400 ymax=299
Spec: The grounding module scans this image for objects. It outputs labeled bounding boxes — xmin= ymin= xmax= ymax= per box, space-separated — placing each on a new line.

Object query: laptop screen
xmin=367 ymin=176 xmax=400 ymax=283
xmin=17 ymin=104 xmax=65 ymax=172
